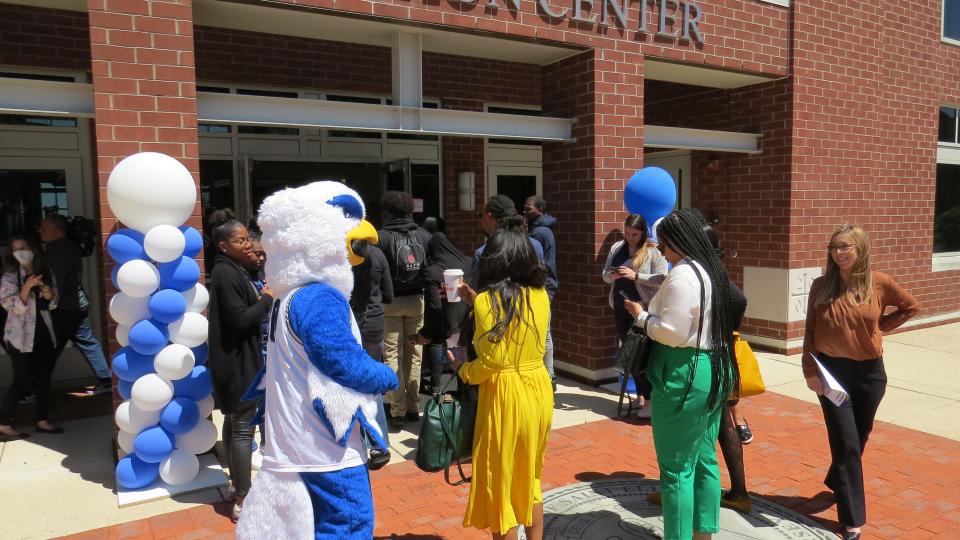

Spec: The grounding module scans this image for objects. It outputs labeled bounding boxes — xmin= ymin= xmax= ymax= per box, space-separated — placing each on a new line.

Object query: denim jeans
xmin=73 ymin=314 xmax=111 ymax=381
xmin=361 ymin=340 xmax=390 ymax=451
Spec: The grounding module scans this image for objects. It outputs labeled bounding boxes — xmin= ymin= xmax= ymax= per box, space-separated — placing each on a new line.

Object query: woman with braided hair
xmin=624 ymin=209 xmax=738 ymax=540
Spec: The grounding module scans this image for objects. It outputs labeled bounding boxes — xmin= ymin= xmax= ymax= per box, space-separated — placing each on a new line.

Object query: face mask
xmin=12 ymin=250 xmax=34 ymax=267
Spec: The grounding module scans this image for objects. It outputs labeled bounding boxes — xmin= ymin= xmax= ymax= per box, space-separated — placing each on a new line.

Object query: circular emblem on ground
xmin=536 ymin=479 xmax=835 ymax=540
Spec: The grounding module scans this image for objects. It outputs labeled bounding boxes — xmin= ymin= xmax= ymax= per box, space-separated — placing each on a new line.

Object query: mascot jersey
xmin=236 ymin=181 xmax=398 ymax=540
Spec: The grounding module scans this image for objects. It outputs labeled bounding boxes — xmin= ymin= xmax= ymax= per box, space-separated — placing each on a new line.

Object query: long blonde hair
xmin=624 ymin=214 xmax=650 ymax=270
xmin=815 ymin=224 xmax=873 ymax=308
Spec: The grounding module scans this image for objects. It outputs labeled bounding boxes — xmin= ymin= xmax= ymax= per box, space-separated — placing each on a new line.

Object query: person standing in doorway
xmin=803 ymin=224 xmax=918 ymax=540
xmin=40 ymin=214 xmax=112 ymax=395
xmin=524 ymin=196 xmax=559 ymax=390
xmin=377 ymin=191 xmax=432 ymax=430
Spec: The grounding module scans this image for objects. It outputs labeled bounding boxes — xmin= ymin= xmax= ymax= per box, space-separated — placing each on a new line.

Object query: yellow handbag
xmin=732 ymin=332 xmax=765 ymax=399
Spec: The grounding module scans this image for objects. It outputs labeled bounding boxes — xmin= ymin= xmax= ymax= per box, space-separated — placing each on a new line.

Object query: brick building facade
xmin=0 ymin=0 xmax=957 ymax=385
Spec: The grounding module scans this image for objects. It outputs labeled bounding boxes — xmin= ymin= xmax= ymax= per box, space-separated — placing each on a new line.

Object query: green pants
xmin=648 ymin=342 xmax=723 ymax=540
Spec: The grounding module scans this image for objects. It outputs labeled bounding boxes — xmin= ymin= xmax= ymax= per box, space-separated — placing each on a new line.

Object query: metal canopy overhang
xmin=644 ymin=125 xmax=762 ymax=154
xmin=0 ymin=78 xmax=574 ymax=141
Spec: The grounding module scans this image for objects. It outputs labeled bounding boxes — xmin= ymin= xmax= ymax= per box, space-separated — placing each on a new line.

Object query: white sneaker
xmin=635 ymin=399 xmax=652 ymax=419
xmin=231 ymin=501 xmax=242 ymax=522
xmin=251 ymin=449 xmax=263 ymax=471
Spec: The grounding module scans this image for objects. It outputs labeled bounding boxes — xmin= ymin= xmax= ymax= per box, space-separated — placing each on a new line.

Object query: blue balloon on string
xmin=159 ymin=397 xmax=200 ymax=434
xmin=118 ymin=379 xmax=133 ymax=400
xmin=191 ymin=343 xmax=209 ymax=365
xmin=134 ymin=425 xmax=175 ymax=464
xmin=158 ymin=256 xmax=200 ymax=292
xmin=128 ymin=319 xmax=169 ymax=356
xmin=116 ymin=454 xmax=159 ymax=490
xmin=179 ymin=226 xmax=203 ymax=258
xmin=173 ymin=365 xmax=213 ymax=401
xmin=149 ymin=289 xmax=187 ymax=325
xmin=624 ymin=167 xmax=677 ymax=224
xmin=112 ymin=347 xmax=155 ymax=382
xmin=106 ymin=229 xmax=146 ymax=264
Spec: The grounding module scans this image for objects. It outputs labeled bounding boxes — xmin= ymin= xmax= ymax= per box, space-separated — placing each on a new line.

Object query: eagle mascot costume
xmin=236 ymin=181 xmax=398 ymax=540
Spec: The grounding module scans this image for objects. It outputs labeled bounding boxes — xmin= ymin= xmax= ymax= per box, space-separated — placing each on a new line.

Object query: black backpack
xmin=391 ymin=231 xmax=426 ymax=289
xmin=66 ymin=216 xmax=99 ymax=257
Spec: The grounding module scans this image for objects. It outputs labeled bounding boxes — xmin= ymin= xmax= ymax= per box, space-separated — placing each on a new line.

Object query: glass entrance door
xmin=487 ymin=165 xmax=543 ymax=214
xmin=644 ymin=151 xmax=692 ymax=209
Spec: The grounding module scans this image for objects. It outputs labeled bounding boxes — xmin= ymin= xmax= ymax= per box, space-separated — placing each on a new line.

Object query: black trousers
xmin=817 ymin=354 xmax=887 ymax=527
xmin=615 ymin=312 xmax=652 ymax=399
xmin=51 ymin=308 xmax=82 ymax=362
xmin=0 ymin=318 xmax=57 ymax=425
xmin=222 ymin=400 xmax=258 ymax=498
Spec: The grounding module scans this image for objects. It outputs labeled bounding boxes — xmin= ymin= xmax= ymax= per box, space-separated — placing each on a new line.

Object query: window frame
xmin=934 ymin=142 xmax=960 ymax=269
xmin=943 ymin=0 xmax=960 ymax=46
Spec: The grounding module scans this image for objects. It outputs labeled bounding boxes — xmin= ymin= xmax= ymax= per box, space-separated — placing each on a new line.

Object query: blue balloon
xmin=180 ymin=226 xmax=204 ymax=258
xmin=118 ymin=379 xmax=133 ymax=400
xmin=106 ymin=229 xmax=146 ymax=264
xmin=149 ymin=289 xmax=187 ymax=325
xmin=128 ymin=319 xmax=169 ymax=356
xmin=173 ymin=365 xmax=213 ymax=401
xmin=112 ymin=347 xmax=155 ymax=382
xmin=134 ymin=425 xmax=175 ymax=464
xmin=191 ymin=343 xmax=209 ymax=365
xmin=624 ymin=167 xmax=677 ymax=223
xmin=110 ymin=266 xmax=121 ymax=289
xmin=159 ymin=397 xmax=200 ymax=434
xmin=116 ymin=454 xmax=159 ymax=490
xmin=158 ymin=256 xmax=200 ymax=292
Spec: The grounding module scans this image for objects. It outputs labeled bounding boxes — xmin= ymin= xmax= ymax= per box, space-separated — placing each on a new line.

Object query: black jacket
xmin=528 ymin=214 xmax=558 ymax=300
xmin=351 ymin=245 xmax=393 ymax=343
xmin=377 ymin=218 xmax=432 ymax=296
xmin=208 ymin=254 xmax=272 ymax=413
xmin=420 ymin=233 xmax=469 ymax=344
xmin=43 ymin=237 xmax=87 ymax=312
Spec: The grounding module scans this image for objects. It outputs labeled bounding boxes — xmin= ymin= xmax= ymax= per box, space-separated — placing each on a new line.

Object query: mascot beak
xmin=346 ymin=220 xmax=378 ymax=266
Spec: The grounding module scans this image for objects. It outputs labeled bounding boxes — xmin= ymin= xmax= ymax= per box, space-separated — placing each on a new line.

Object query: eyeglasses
xmin=228 ymin=237 xmax=252 ymax=246
xmin=828 ymin=243 xmax=855 ymax=254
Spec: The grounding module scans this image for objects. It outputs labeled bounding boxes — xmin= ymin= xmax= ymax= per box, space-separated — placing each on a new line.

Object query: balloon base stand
xmin=117 ymin=454 xmax=228 ymax=508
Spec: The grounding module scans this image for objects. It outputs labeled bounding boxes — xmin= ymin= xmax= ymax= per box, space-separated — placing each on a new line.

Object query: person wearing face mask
xmin=0 ymin=235 xmax=61 ymax=439
xmin=207 ymin=218 xmax=274 ymax=522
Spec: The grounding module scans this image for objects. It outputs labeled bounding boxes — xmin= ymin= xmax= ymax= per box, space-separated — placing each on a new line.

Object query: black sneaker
xmin=736 ymin=421 xmax=754 ymax=445
xmin=18 ymin=392 xmax=35 ymax=405
xmin=388 ymin=416 xmax=404 ymax=430
xmin=87 ymin=382 xmax=112 ymax=396
xmin=368 ymin=449 xmax=391 ymax=470
xmin=404 ymin=411 xmax=420 ymax=422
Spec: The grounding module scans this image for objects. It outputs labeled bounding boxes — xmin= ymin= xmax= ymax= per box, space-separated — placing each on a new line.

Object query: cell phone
xmin=618 ymin=290 xmax=631 ymax=302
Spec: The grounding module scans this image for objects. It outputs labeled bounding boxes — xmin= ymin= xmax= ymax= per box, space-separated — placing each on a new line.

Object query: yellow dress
xmin=460 ymin=287 xmax=554 ymax=534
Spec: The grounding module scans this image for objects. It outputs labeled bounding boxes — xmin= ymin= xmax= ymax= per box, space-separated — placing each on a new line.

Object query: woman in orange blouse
xmin=803 ymin=225 xmax=919 ymax=540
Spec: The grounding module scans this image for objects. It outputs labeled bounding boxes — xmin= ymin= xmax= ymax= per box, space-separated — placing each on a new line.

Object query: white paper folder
xmin=811 ymin=354 xmax=850 ymax=406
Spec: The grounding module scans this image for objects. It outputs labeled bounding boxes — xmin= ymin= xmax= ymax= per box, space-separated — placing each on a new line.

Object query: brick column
xmin=87 ymin=0 xmax=201 ymax=384
xmin=542 ymin=47 xmax=644 ymax=381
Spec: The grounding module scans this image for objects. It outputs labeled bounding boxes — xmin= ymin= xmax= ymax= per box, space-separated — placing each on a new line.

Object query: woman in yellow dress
xmin=452 ymin=228 xmax=554 ymax=540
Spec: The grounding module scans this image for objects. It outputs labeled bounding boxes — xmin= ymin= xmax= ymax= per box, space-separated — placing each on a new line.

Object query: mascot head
xmin=257 ymin=181 xmax=378 ymax=297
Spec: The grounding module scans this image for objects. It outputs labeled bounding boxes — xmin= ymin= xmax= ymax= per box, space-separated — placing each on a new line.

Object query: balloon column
xmin=106 ymin=152 xmax=215 ymax=490
xmin=624 ymin=166 xmax=678 ymax=232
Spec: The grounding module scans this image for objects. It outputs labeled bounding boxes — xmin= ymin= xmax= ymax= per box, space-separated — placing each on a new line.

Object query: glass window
xmin=935 ymin=163 xmax=960 ymax=253
xmin=940 ymin=107 xmax=957 ymax=143
xmin=0 ymin=169 xmax=67 ymax=243
xmin=411 ymin=164 xmax=441 ymax=221
xmin=238 ymin=125 xmax=299 ymax=136
xmin=0 ymin=114 xmax=78 ymax=128
xmin=946 ymin=0 xmax=960 ymax=41
xmin=198 ymin=123 xmax=231 ymax=134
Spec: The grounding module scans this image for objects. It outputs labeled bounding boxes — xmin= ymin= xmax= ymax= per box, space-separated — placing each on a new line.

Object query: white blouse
xmin=636 ymin=260 xmax=713 ymax=349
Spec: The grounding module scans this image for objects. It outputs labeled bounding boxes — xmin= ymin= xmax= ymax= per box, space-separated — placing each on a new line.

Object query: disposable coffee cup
xmin=443 ymin=269 xmax=464 ymax=302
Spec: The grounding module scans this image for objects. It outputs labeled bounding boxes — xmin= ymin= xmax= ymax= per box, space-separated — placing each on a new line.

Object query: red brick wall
xmin=88 ymin=0 xmax=203 ymax=364
xmin=0 ymin=3 xmax=91 ymax=72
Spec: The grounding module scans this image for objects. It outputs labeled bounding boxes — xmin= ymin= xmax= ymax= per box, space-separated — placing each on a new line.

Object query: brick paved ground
xmin=59 ymin=391 xmax=960 ymax=539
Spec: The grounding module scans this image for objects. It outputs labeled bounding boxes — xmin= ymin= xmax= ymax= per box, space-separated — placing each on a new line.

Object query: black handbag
xmin=613 ymin=321 xmax=652 ymax=417
xmin=414 ymin=376 xmax=476 ymax=485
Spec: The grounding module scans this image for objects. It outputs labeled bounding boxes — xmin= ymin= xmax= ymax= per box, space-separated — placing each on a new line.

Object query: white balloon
xmin=131 ymin=374 xmax=174 ymax=412
xmin=109 ymin=292 xmax=150 ymax=326
xmin=168 ymin=312 xmax=208 ymax=348
xmin=117 ymin=260 xmax=160 ymax=298
xmin=144 ymin=224 xmax=186 ymax=263
xmin=175 ymin=419 xmax=218 ymax=454
xmin=106 ymin=152 xmax=197 ymax=233
xmin=115 ymin=400 xmax=161 ymax=433
xmin=116 ymin=324 xmax=131 ymax=347
xmin=182 ymin=284 xmax=209 ymax=313
xmin=117 ymin=430 xmax=136 ymax=454
xmin=154 ymin=344 xmax=195 ymax=381
xmin=196 ymin=394 xmax=215 ymax=419
xmin=159 ymin=448 xmax=200 ymax=486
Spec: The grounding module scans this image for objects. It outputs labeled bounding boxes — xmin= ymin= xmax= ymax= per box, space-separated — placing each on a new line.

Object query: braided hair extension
xmin=656 ymin=209 xmax=739 ymax=411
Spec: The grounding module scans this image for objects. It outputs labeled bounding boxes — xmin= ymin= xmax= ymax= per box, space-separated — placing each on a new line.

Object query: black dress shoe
xmin=0 ymin=431 xmax=30 ymax=440
xmin=367 ymin=449 xmax=391 ymax=471
xmin=840 ymin=528 xmax=861 ymax=540
xmin=36 ymin=425 xmax=64 ymax=434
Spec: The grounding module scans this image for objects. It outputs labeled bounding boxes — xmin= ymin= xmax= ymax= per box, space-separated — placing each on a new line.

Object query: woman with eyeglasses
xmin=208 ymin=217 xmax=274 ymax=522
xmin=623 ymin=209 xmax=738 ymax=540
xmin=602 ymin=214 xmax=668 ymax=417
xmin=803 ymin=225 xmax=918 ymax=540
